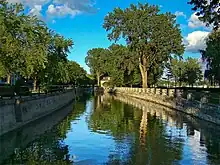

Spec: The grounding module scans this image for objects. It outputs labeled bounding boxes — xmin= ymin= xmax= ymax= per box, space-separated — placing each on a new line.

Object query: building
xmin=100 ymin=76 xmax=111 ymax=87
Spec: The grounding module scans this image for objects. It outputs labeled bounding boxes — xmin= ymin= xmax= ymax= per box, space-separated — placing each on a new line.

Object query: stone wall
xmin=0 ymin=101 xmax=74 ymax=164
xmin=0 ymin=90 xmax=75 ymax=136
xmin=114 ymin=87 xmax=220 ymax=125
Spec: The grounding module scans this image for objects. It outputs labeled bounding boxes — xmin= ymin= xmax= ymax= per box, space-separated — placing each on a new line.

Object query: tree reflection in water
xmin=89 ymin=95 xmax=184 ymax=165
xmin=2 ymin=97 xmax=89 ymax=165
xmin=2 ymin=94 xmax=220 ymax=165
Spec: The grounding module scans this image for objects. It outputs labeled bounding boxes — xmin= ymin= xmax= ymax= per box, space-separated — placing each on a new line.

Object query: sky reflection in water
xmin=1 ymin=94 xmax=220 ymax=165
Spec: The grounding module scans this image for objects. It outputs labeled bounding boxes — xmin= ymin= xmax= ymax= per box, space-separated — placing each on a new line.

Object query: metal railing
xmin=0 ymin=85 xmax=75 ymax=100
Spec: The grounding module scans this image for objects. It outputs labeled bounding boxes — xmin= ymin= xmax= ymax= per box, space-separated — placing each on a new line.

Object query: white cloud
xmin=29 ymin=5 xmax=42 ymax=18
xmin=188 ymin=12 xmax=206 ymax=29
xmin=184 ymin=31 xmax=210 ymax=53
xmin=175 ymin=11 xmax=186 ymax=18
xmin=6 ymin=0 xmax=96 ymax=19
xmin=47 ymin=4 xmax=80 ymax=18
xmin=7 ymin=0 xmax=50 ymax=7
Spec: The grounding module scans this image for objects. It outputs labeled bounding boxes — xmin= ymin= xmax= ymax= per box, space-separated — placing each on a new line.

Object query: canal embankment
xmin=0 ymin=88 xmax=88 ymax=136
xmin=0 ymin=101 xmax=75 ymax=164
xmin=114 ymin=87 xmax=220 ymax=125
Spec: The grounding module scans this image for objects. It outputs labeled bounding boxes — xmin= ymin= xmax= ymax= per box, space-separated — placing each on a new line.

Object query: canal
xmin=1 ymin=94 xmax=220 ymax=165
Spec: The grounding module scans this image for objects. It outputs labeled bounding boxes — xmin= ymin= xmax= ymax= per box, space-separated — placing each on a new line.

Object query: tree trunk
xmin=33 ymin=77 xmax=37 ymax=92
xmin=7 ymin=74 xmax=11 ymax=84
xmin=139 ymin=57 xmax=148 ymax=88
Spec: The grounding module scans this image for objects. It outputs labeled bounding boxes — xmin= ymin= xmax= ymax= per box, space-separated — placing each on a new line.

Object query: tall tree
xmin=86 ymin=48 xmax=108 ymax=86
xmin=184 ymin=57 xmax=202 ymax=87
xmin=202 ymin=29 xmax=220 ymax=85
xmin=106 ymin=44 xmax=136 ymax=86
xmin=42 ymin=34 xmax=73 ymax=85
xmin=0 ymin=2 xmax=26 ymax=83
xmin=168 ymin=57 xmax=186 ymax=86
xmin=68 ymin=61 xmax=87 ymax=86
xmin=189 ymin=0 xmax=220 ymax=28
xmin=103 ymin=3 xmax=184 ymax=88
xmin=20 ymin=17 xmax=51 ymax=90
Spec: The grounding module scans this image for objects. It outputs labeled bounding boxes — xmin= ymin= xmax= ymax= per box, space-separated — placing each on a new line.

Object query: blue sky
xmin=8 ymin=0 xmax=211 ymax=71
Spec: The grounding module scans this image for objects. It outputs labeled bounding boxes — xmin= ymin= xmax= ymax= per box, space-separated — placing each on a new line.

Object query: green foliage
xmin=184 ymin=58 xmax=202 ymax=86
xmin=106 ymin=44 xmax=137 ymax=86
xmin=103 ymin=2 xmax=184 ymax=87
xmin=0 ymin=1 xmax=90 ymax=88
xmin=67 ymin=61 xmax=87 ymax=85
xmin=0 ymin=61 xmax=6 ymax=78
xmin=202 ymin=30 xmax=220 ymax=84
xmin=168 ymin=57 xmax=202 ymax=86
xmin=189 ymin=0 xmax=220 ymax=28
xmin=168 ymin=57 xmax=186 ymax=85
xmin=86 ymin=48 xmax=109 ymax=86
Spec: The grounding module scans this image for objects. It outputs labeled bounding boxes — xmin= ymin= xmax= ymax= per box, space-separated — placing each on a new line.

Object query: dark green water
xmin=1 ymin=94 xmax=220 ymax=165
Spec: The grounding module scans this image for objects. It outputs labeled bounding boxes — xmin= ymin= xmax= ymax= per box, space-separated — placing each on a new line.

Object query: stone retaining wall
xmin=0 ymin=90 xmax=76 ymax=136
xmin=114 ymin=87 xmax=220 ymax=125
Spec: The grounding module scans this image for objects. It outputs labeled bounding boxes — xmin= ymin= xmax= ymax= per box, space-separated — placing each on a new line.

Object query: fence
xmin=114 ymin=87 xmax=220 ymax=105
xmin=0 ymin=85 xmax=75 ymax=99
xmin=114 ymin=87 xmax=220 ymax=125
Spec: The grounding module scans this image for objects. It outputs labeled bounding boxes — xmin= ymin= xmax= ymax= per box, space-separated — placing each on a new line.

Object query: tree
xmin=0 ymin=2 xmax=26 ymax=83
xmin=202 ymin=29 xmax=220 ymax=85
xmin=188 ymin=0 xmax=220 ymax=28
xmin=40 ymin=34 xmax=73 ymax=86
xmin=103 ymin=3 xmax=184 ymax=88
xmin=68 ymin=61 xmax=87 ymax=85
xmin=168 ymin=57 xmax=186 ymax=86
xmin=184 ymin=57 xmax=202 ymax=86
xmin=19 ymin=17 xmax=51 ymax=90
xmin=86 ymin=48 xmax=108 ymax=86
xmin=0 ymin=1 xmax=91 ymax=90
xmin=105 ymin=44 xmax=137 ymax=86
xmin=168 ymin=57 xmax=202 ymax=87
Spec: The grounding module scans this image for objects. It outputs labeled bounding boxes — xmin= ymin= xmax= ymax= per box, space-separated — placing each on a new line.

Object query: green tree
xmin=0 ymin=1 xmax=76 ymax=88
xmin=86 ymin=48 xmax=108 ymax=86
xmin=20 ymin=17 xmax=51 ymax=90
xmin=106 ymin=44 xmax=136 ymax=86
xmin=68 ymin=61 xmax=87 ymax=86
xmin=103 ymin=3 xmax=184 ymax=88
xmin=189 ymin=0 xmax=220 ymax=28
xmin=0 ymin=2 xmax=26 ymax=83
xmin=202 ymin=29 xmax=220 ymax=85
xmin=184 ymin=57 xmax=202 ymax=86
xmin=168 ymin=57 xmax=186 ymax=86
xmin=42 ymin=34 xmax=73 ymax=85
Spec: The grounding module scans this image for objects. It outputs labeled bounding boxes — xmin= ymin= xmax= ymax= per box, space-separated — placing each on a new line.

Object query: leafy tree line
xmin=0 ymin=1 xmax=92 ymax=90
xmin=166 ymin=57 xmax=202 ymax=87
xmin=86 ymin=2 xmax=204 ymax=88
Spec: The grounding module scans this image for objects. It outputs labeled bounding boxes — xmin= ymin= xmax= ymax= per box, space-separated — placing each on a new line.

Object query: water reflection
xmin=1 ymin=96 xmax=88 ymax=165
xmin=1 ymin=94 xmax=220 ymax=165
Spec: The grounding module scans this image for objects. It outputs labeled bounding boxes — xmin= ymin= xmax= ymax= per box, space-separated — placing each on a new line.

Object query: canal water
xmin=1 ymin=94 xmax=220 ymax=165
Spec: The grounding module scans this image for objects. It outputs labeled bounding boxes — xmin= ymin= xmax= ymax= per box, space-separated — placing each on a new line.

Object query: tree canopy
xmin=103 ymin=3 xmax=184 ymax=88
xmin=167 ymin=57 xmax=202 ymax=87
xmin=86 ymin=48 xmax=109 ymax=86
xmin=189 ymin=0 xmax=220 ymax=28
xmin=202 ymin=29 xmax=220 ymax=84
xmin=0 ymin=1 xmax=91 ymax=89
